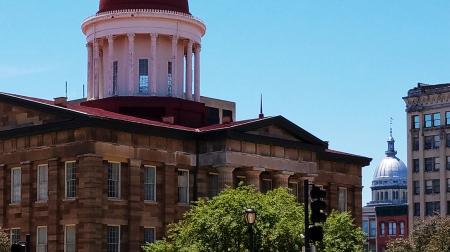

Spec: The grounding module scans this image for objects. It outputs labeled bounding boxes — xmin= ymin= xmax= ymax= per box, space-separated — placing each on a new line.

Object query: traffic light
xmin=310 ymin=185 xmax=327 ymax=224
xmin=308 ymin=185 xmax=327 ymax=242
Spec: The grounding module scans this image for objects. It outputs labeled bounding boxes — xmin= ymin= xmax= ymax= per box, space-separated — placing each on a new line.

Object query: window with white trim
xmin=177 ymin=170 xmax=189 ymax=204
xmin=64 ymin=225 xmax=76 ymax=252
xmin=37 ymin=226 xmax=47 ymax=252
xmin=10 ymin=228 xmax=20 ymax=245
xmin=37 ymin=164 xmax=48 ymax=202
xmin=144 ymin=166 xmax=156 ymax=202
xmin=108 ymin=162 xmax=121 ymax=199
xmin=388 ymin=222 xmax=396 ymax=236
xmin=65 ymin=161 xmax=77 ymax=198
xmin=107 ymin=226 xmax=120 ymax=252
xmin=11 ymin=168 xmax=21 ymax=203
xmin=399 ymin=222 xmax=405 ymax=235
xmin=338 ymin=187 xmax=347 ymax=211
xmin=144 ymin=227 xmax=155 ymax=244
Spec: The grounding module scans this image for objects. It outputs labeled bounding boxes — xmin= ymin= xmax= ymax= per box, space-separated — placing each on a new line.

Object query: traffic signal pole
xmin=304 ymin=179 xmax=311 ymax=252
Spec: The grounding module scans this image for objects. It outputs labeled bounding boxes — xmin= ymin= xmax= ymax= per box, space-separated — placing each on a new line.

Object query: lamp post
xmin=245 ymin=208 xmax=257 ymax=252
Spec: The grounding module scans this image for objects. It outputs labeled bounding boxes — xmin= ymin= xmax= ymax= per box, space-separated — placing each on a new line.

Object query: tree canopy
xmin=143 ymin=186 xmax=364 ymax=252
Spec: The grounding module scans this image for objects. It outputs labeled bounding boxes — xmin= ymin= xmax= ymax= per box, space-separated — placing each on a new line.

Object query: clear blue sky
xmin=1 ymin=1 xmax=450 ymax=206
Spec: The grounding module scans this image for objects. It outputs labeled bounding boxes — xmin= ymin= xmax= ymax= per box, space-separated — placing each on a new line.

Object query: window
xmin=363 ymin=220 xmax=369 ymax=237
xmin=447 ymin=134 xmax=450 ymax=147
xmin=108 ymin=162 xmax=121 ymax=199
xmin=432 ymin=179 xmax=440 ymax=194
xmin=167 ymin=62 xmax=173 ymax=96
xmin=65 ymin=225 xmax=76 ymax=252
xmin=369 ymin=219 xmax=376 ymax=238
xmin=208 ymin=174 xmax=219 ymax=198
xmin=413 ymin=159 xmax=420 ymax=173
xmin=177 ymin=170 xmax=189 ymax=204
xmin=447 ymin=178 xmax=450 ymax=193
xmin=414 ymin=203 xmax=420 ymax=216
xmin=112 ymin=61 xmax=118 ymax=95
xmin=447 ymin=112 xmax=450 ymax=125
xmin=380 ymin=222 xmax=385 ymax=236
xmin=11 ymin=168 xmax=21 ymax=203
xmin=37 ymin=226 xmax=47 ymax=252
xmin=144 ymin=228 xmax=155 ymax=244
xmin=261 ymin=179 xmax=273 ymax=193
xmin=424 ymin=114 xmax=432 ymax=128
xmin=447 ymin=157 xmax=450 ymax=170
xmin=413 ymin=181 xmax=420 ymax=195
xmin=37 ymin=164 xmax=48 ymax=202
xmin=338 ymin=187 xmax=347 ymax=211
xmin=425 ymin=180 xmax=433 ymax=194
xmin=425 ymin=202 xmax=440 ymax=216
xmin=138 ymin=59 xmax=149 ymax=94
xmin=433 ymin=112 xmax=441 ymax=127
xmin=412 ymin=115 xmax=420 ymax=129
xmin=388 ymin=222 xmax=396 ymax=236
xmin=424 ymin=136 xmax=433 ymax=150
xmin=288 ymin=182 xmax=299 ymax=202
xmin=10 ymin=228 xmax=20 ymax=245
xmin=425 ymin=158 xmax=437 ymax=172
xmin=144 ymin=166 xmax=156 ymax=202
xmin=107 ymin=226 xmax=120 ymax=252
xmin=413 ymin=137 xmax=420 ymax=151
xmin=65 ymin=161 xmax=77 ymax=198
xmin=433 ymin=135 xmax=441 ymax=149
xmin=384 ymin=191 xmax=388 ymax=200
xmin=399 ymin=222 xmax=405 ymax=235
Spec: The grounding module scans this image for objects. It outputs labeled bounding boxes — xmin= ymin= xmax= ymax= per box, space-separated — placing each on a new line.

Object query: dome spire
xmin=386 ymin=117 xmax=397 ymax=157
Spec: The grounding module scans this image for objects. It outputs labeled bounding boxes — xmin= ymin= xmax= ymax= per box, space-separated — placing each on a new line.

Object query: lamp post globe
xmin=245 ymin=208 xmax=257 ymax=225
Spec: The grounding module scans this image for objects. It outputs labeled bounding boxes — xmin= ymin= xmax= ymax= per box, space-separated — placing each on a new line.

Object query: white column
xmin=128 ymin=33 xmax=136 ymax=96
xmin=86 ymin=43 xmax=93 ymax=100
xmin=185 ymin=40 xmax=193 ymax=100
xmin=107 ymin=35 xmax=114 ymax=96
xmin=93 ymin=39 xmax=100 ymax=99
xmin=170 ymin=36 xmax=178 ymax=97
xmin=150 ymin=33 xmax=158 ymax=96
xmin=194 ymin=44 xmax=201 ymax=102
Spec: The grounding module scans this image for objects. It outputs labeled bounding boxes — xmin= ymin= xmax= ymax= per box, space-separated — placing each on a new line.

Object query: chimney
xmin=54 ymin=97 xmax=68 ymax=107
xmin=162 ymin=116 xmax=175 ymax=125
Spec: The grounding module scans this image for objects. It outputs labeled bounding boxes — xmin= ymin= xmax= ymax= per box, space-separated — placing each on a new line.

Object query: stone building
xmin=0 ymin=0 xmax=371 ymax=251
xmin=404 ymin=83 xmax=450 ymax=227
xmin=362 ymin=128 xmax=408 ymax=252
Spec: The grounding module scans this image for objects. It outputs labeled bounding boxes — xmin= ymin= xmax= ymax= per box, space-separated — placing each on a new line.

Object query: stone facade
xmin=0 ymin=96 xmax=370 ymax=251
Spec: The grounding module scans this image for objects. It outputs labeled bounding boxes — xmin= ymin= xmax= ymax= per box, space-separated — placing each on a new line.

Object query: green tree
xmin=387 ymin=216 xmax=450 ymax=252
xmin=143 ymin=186 xmax=364 ymax=252
xmin=316 ymin=211 xmax=365 ymax=252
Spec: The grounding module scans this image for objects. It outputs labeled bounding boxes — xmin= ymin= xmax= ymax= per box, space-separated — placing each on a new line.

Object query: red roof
xmin=98 ymin=0 xmax=190 ymax=14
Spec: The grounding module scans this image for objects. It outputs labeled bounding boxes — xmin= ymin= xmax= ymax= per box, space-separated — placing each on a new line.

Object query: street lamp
xmin=245 ymin=208 xmax=256 ymax=252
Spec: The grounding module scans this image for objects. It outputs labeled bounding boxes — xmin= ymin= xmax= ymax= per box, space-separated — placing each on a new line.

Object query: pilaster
xmin=163 ymin=165 xmax=177 ymax=229
xmin=77 ymin=154 xmax=103 ymax=252
xmin=128 ymin=159 xmax=143 ymax=251
xmin=20 ymin=161 xmax=32 ymax=235
xmin=47 ymin=158 xmax=60 ymax=252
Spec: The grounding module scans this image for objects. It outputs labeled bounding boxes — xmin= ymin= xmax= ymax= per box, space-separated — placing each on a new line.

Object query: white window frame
xmin=107 ymin=225 xmax=120 ymax=252
xmin=177 ymin=169 xmax=189 ymax=204
xmin=144 ymin=165 xmax=156 ymax=202
xmin=36 ymin=226 xmax=48 ymax=252
xmin=11 ymin=167 xmax=21 ymax=204
xmin=108 ymin=162 xmax=121 ymax=199
xmin=143 ymin=227 xmax=156 ymax=244
xmin=10 ymin=228 xmax=20 ymax=245
xmin=65 ymin=161 xmax=77 ymax=199
xmin=64 ymin=225 xmax=76 ymax=252
xmin=37 ymin=164 xmax=48 ymax=202
xmin=338 ymin=187 xmax=348 ymax=212
xmin=399 ymin=222 xmax=405 ymax=235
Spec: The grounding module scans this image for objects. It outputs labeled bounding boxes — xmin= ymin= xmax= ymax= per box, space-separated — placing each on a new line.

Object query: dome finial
xmin=386 ymin=117 xmax=397 ymax=157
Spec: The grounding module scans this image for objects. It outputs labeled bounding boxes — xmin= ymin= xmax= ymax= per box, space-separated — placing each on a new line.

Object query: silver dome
xmin=373 ymin=156 xmax=407 ymax=183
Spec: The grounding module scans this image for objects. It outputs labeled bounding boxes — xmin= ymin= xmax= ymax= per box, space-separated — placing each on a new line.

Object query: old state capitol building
xmin=0 ymin=0 xmax=371 ymax=251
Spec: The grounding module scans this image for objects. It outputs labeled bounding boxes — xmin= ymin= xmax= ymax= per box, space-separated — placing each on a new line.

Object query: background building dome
xmin=98 ymin=0 xmax=190 ymax=14
xmin=367 ymin=129 xmax=408 ymax=206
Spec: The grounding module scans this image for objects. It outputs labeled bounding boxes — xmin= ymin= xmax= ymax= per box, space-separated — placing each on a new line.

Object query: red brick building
xmin=0 ymin=0 xmax=371 ymax=251
xmin=376 ymin=205 xmax=408 ymax=252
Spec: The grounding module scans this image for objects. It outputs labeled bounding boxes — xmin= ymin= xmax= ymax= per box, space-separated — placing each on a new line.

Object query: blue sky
xmin=1 ymin=1 xmax=450 ymax=205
